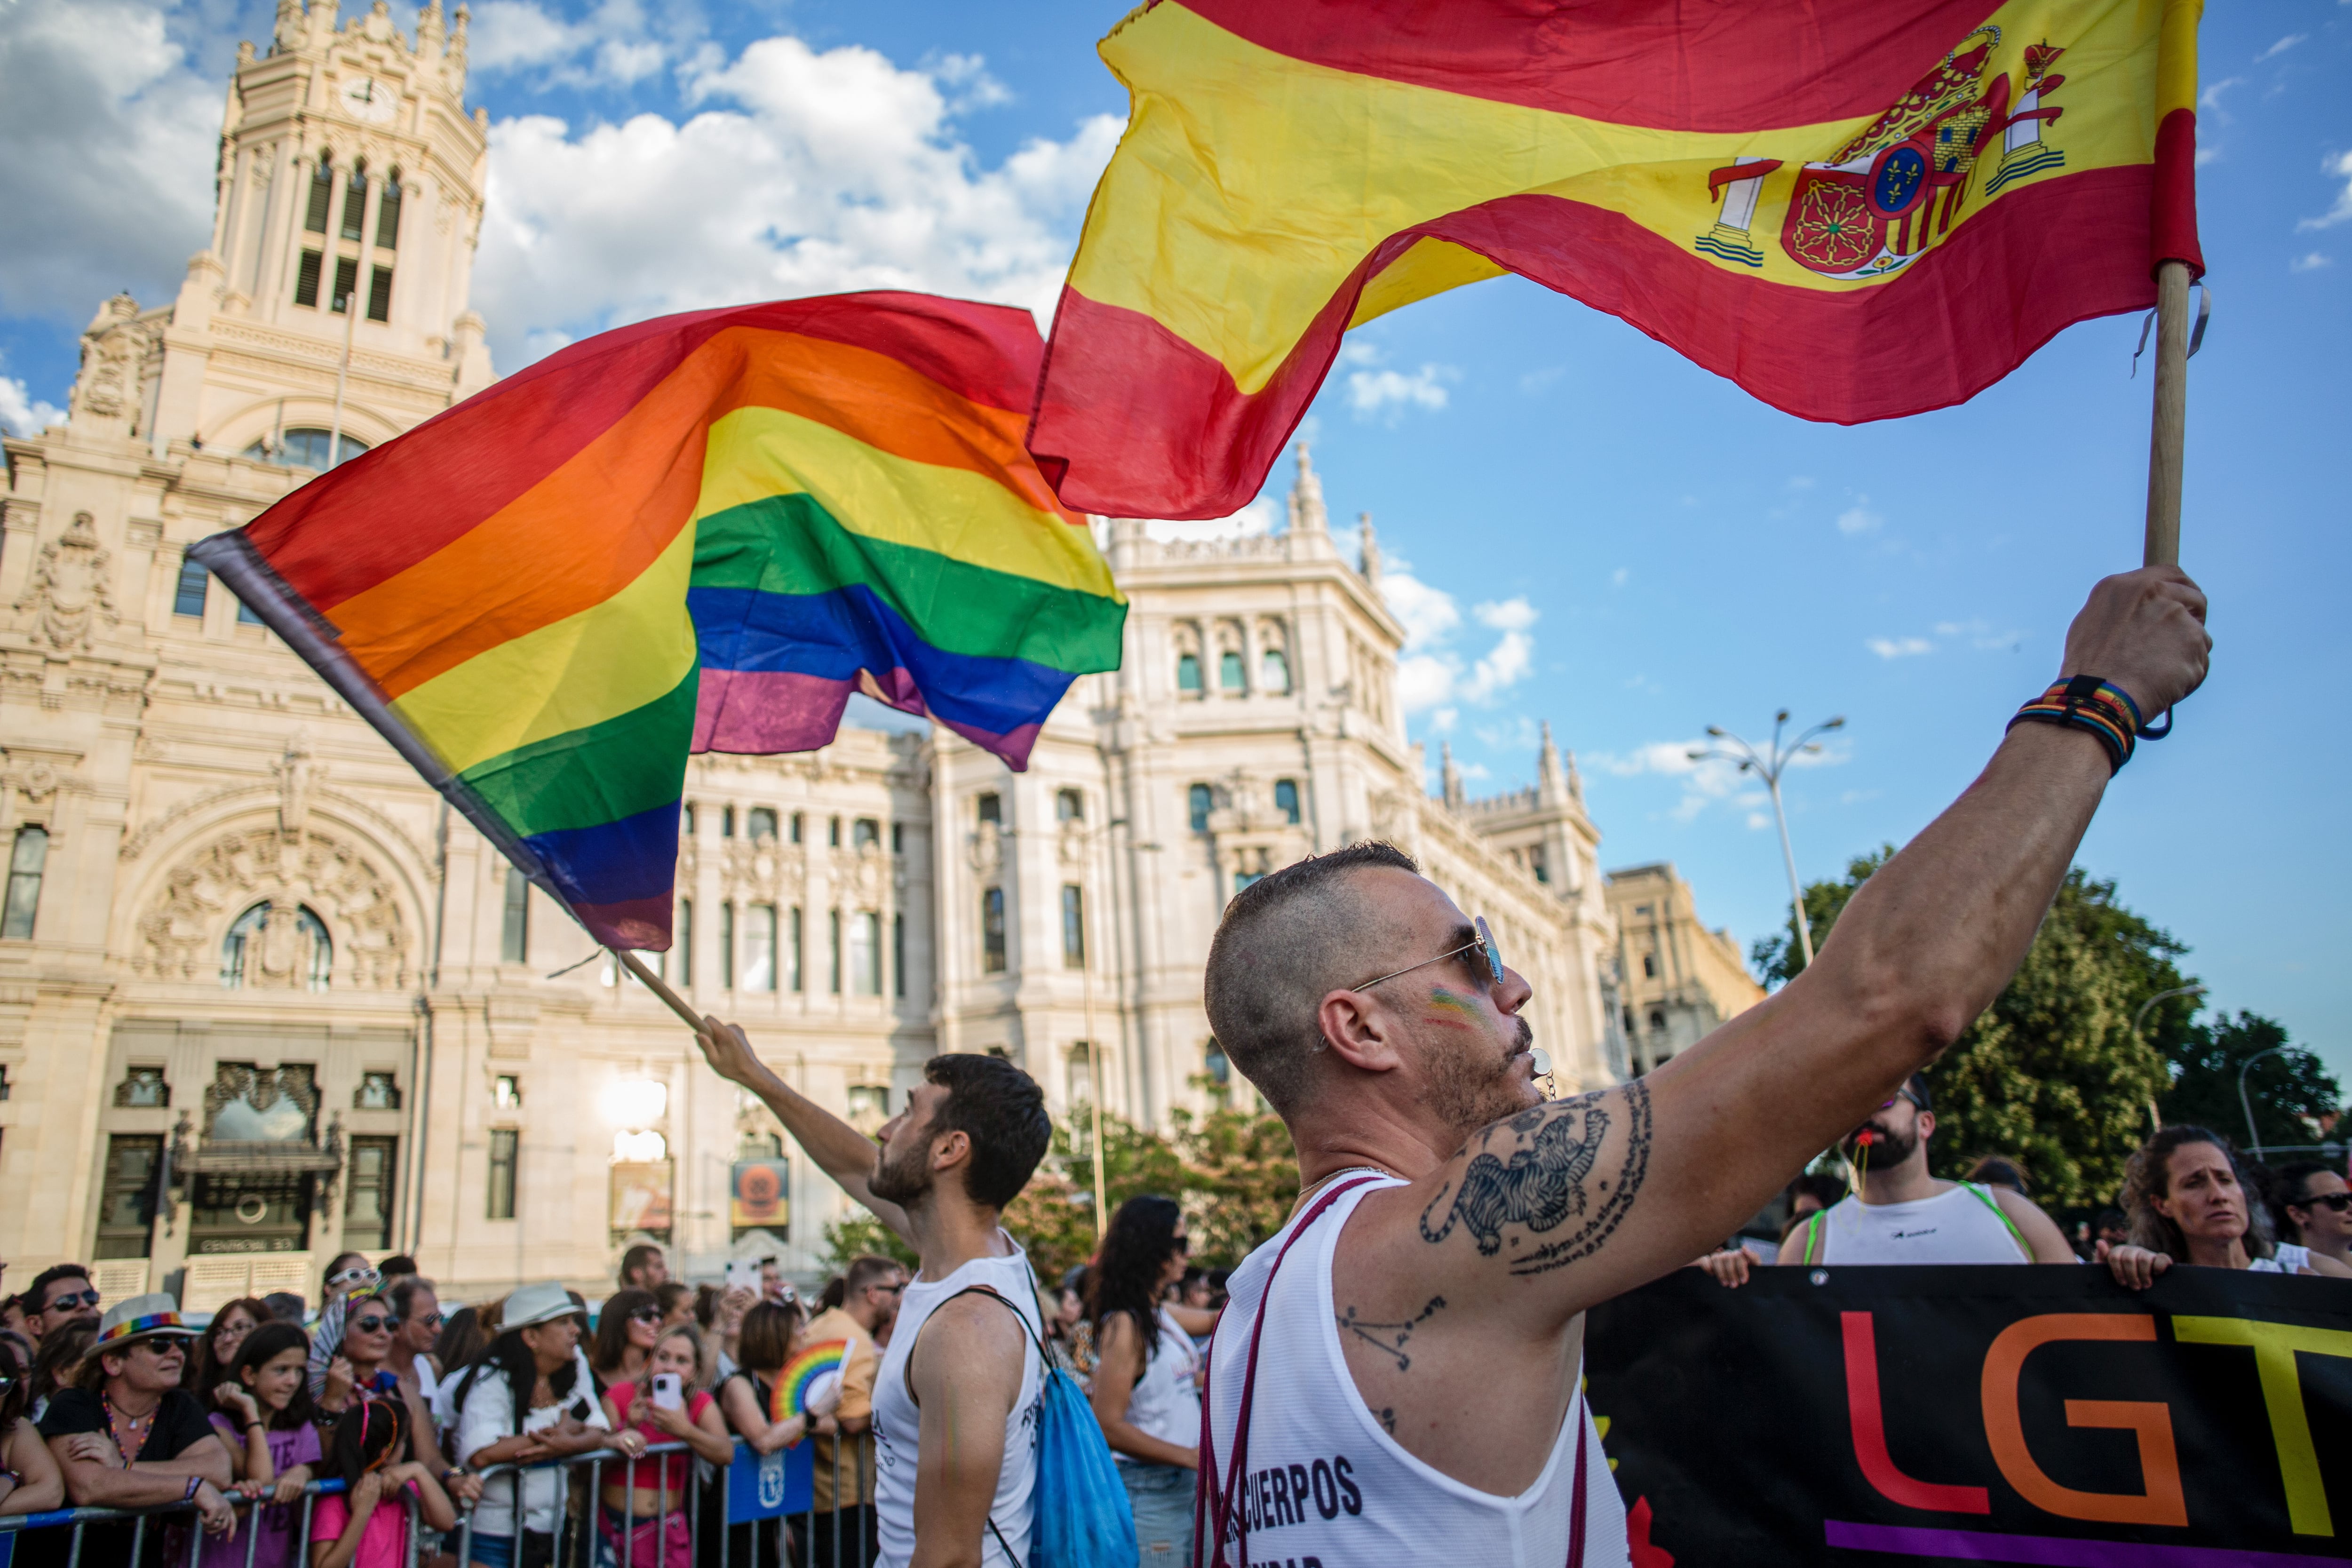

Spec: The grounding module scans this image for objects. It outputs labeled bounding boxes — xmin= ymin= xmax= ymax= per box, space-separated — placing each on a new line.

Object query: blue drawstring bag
xmin=955 ymin=1281 xmax=1137 ymax=1568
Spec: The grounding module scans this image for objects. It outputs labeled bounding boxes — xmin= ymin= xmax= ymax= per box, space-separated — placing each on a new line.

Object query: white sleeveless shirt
xmin=872 ymin=1235 xmax=1044 ymax=1568
xmin=1205 ymin=1176 xmax=1629 ymax=1568
xmin=2249 ymin=1243 xmax=2312 ymax=1274
xmin=1117 ymin=1306 xmax=1202 ymax=1456
xmin=1796 ymin=1183 xmax=2032 ymax=1265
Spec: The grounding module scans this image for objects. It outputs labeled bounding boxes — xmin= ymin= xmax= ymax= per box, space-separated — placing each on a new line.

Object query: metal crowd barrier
xmin=0 ymin=1476 xmax=427 ymax=1568
xmin=447 ymin=1431 xmax=877 ymax=1568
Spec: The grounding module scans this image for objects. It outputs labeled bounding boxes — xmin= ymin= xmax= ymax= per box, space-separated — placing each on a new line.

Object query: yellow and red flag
xmin=1029 ymin=0 xmax=2203 ymax=519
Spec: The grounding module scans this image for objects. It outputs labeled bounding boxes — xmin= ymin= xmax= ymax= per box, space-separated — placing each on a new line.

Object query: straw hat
xmin=500 ymin=1281 xmax=581 ymax=1332
xmin=84 ymin=1293 xmax=199 ymax=1364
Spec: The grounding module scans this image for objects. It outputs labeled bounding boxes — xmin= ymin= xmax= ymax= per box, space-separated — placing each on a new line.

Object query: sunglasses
xmin=1875 ymin=1088 xmax=1926 ymax=1112
xmin=628 ymin=1307 xmax=663 ymax=1324
xmin=413 ymin=1311 xmax=445 ymax=1329
xmin=348 ymin=1314 xmax=397 ymax=1335
xmin=1355 ymin=915 xmax=1505 ymax=994
xmin=1172 ymin=1235 xmax=1191 ymax=1253
xmin=2293 ymin=1192 xmax=2352 ymax=1214
xmin=327 ymin=1267 xmax=380 ymax=1290
xmin=43 ymin=1290 xmax=101 ymax=1313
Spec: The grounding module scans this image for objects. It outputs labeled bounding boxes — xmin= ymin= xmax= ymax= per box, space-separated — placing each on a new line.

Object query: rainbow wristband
xmin=2007 ymin=676 xmax=2145 ymax=774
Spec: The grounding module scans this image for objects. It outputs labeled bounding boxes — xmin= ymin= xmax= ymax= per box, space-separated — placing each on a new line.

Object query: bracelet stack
xmin=2007 ymin=676 xmax=2144 ymax=774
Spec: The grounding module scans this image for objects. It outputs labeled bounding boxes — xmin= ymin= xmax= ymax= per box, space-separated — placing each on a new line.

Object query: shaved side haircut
xmin=1204 ymin=841 xmax=1420 ymax=1113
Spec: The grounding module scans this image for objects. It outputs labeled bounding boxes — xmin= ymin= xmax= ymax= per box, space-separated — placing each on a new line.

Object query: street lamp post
xmin=2130 ymin=984 xmax=2204 ymax=1138
xmin=1073 ymin=816 xmax=1128 ymax=1242
xmin=2237 ymin=1044 xmax=2293 ymax=1160
xmin=1691 ymin=710 xmax=1845 ymax=971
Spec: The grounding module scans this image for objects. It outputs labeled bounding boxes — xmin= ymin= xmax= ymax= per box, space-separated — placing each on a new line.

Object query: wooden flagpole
xmin=2142 ymin=259 xmax=2193 ymax=568
xmin=615 ymin=947 xmax=707 ymax=1032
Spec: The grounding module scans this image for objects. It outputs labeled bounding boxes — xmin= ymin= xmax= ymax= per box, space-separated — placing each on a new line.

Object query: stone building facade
xmin=0 ymin=1 xmax=1634 ymax=1305
xmin=1603 ymin=862 xmax=1767 ymax=1074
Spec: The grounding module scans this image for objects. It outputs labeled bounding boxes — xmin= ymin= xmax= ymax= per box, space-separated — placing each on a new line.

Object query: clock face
xmin=340 ymin=76 xmax=397 ymax=125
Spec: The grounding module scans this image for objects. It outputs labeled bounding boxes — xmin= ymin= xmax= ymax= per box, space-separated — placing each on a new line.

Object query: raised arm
xmin=906 ymin=1294 xmax=1028 ymax=1568
xmin=1359 ymin=568 xmax=2210 ymax=1334
xmin=693 ymin=1018 xmax=914 ymax=1245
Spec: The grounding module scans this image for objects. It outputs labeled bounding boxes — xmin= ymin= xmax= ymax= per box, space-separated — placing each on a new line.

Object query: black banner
xmin=1585 ymin=1265 xmax=2352 ymax=1564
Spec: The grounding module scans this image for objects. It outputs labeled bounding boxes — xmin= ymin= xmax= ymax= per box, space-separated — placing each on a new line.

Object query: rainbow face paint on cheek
xmin=1427 ymin=986 xmax=1486 ymax=1023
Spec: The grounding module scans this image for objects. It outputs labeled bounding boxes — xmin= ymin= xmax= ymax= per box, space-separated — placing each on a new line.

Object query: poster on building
xmin=731 ymin=1158 xmax=790 ymax=1232
xmin=1584 ymin=1265 xmax=2352 ymax=1564
xmin=609 ymin=1161 xmax=673 ymax=1234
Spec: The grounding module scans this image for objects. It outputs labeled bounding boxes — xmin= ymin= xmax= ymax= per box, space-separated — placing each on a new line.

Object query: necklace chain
xmin=1294 ymin=1163 xmax=1398 ymax=1211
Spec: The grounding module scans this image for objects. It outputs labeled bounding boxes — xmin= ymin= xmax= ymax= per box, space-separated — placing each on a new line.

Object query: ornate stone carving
xmin=15 ymin=513 xmax=115 ymax=652
xmin=135 ymin=823 xmax=410 ymax=988
xmin=69 ymin=298 xmax=151 ymax=438
xmin=966 ymin=820 xmax=1002 ymax=876
xmin=203 ymin=1062 xmax=318 ymax=1141
xmin=271 ymin=732 xmax=317 ymax=834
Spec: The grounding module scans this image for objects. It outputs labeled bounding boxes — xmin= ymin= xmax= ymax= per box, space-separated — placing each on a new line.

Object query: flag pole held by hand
xmin=613 ymin=948 xmax=706 ymax=1032
xmin=2143 ymin=258 xmax=2192 ymax=568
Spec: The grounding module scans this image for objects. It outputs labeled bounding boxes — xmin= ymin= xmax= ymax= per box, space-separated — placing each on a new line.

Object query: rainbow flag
xmin=1028 ymin=0 xmax=2205 ymax=518
xmin=773 ymin=1339 xmax=851 ymax=1423
xmin=196 ymin=294 xmax=1125 ymax=949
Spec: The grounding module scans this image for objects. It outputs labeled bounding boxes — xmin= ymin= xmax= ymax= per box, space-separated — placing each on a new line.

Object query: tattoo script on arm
xmin=1417 ymin=1080 xmax=1652 ymax=1276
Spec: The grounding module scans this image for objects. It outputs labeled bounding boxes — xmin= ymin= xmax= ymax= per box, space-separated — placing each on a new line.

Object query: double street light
xmin=1691 ymin=711 xmax=1845 ymax=971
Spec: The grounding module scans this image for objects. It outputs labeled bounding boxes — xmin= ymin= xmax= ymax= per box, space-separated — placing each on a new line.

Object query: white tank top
xmin=1205 ymin=1176 xmax=1629 ymax=1568
xmin=1117 ymin=1306 xmax=1202 ymax=1457
xmin=872 ymin=1236 xmax=1043 ymax=1568
xmin=2249 ymin=1243 xmax=2312 ymax=1274
xmin=1797 ymin=1183 xmax=2031 ymax=1265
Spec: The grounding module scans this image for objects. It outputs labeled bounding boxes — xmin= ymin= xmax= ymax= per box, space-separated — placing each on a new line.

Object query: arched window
xmin=342 ymin=161 xmax=368 ymax=240
xmin=1261 ymin=648 xmax=1291 ymax=694
xmin=244 ymin=428 xmax=369 ymax=470
xmin=1273 ymin=779 xmax=1300 ymax=826
xmin=1220 ymin=650 xmax=1247 ymax=692
xmin=376 ymin=173 xmax=402 ymax=250
xmin=1176 ymin=652 xmax=1201 ymax=693
xmin=746 ymin=807 xmax=778 ymax=842
xmin=306 ymin=158 xmax=334 ymax=233
xmin=1188 ymin=783 xmax=1213 ymax=832
xmin=221 ymin=902 xmax=333 ymax=991
xmin=1055 ymin=789 xmax=1083 ymax=822
xmin=1642 ymin=952 xmax=1657 ymax=979
xmin=853 ymin=817 xmax=880 ymax=848
xmin=1648 ymin=1008 xmax=1667 ymax=1034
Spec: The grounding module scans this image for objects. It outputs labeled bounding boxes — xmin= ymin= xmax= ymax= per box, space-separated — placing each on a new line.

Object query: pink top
xmin=308 ymin=1480 xmax=419 ymax=1568
xmin=604 ymin=1380 xmax=716 ymax=1494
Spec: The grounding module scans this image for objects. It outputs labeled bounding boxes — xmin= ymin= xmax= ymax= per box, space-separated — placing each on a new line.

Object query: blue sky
xmin=4 ymin=0 xmax=2348 ymax=1087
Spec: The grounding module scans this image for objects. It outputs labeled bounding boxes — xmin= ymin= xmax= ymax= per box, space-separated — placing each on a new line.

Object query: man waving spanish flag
xmin=1029 ymin=0 xmax=2203 ymax=520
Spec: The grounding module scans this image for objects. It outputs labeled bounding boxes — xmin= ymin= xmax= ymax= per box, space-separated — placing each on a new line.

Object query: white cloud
xmin=0 ymin=366 xmax=66 ymax=437
xmin=1380 ymin=572 xmax=1537 ymax=714
xmin=2291 ymin=252 xmax=2333 ymax=273
xmin=1592 ymin=736 xmax=1846 ymax=823
xmin=1867 ymin=636 xmax=1933 ymax=660
xmin=2299 ymin=151 xmax=2352 ymax=231
xmin=1836 ymin=496 xmax=1884 ymax=535
xmin=1610 ymin=567 xmax=1630 ymax=589
xmin=1786 ymin=475 xmax=1816 ymax=491
xmin=1518 ymin=365 xmax=1565 ymax=394
xmin=466 ymin=0 xmax=678 ymax=89
xmin=926 ymin=52 xmax=1013 ymax=111
xmin=2255 ymin=34 xmax=2305 ymax=63
xmin=471 ymin=34 xmax=1124 ymax=367
xmin=2199 ymin=77 xmax=2246 ymax=117
xmin=0 ymin=0 xmax=219 ymax=319
xmin=1342 ymin=344 xmax=1457 ymax=421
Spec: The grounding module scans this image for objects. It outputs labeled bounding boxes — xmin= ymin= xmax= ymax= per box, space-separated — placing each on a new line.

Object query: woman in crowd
xmin=0 ymin=1336 xmax=65 ymax=1518
xmin=26 ymin=1323 xmax=90 ymax=1425
xmin=201 ymin=1321 xmax=322 ymax=1568
xmin=654 ymin=1282 xmax=696 ymax=1331
xmin=450 ymin=1282 xmax=646 ymax=1568
xmin=317 ymin=1287 xmax=475 ymax=1507
xmin=185 ymin=1297 xmax=270 ymax=1396
xmin=1046 ymin=1266 xmax=1096 ymax=1389
xmin=716 ymin=1302 xmax=834 ymax=1567
xmin=596 ymin=1323 xmax=731 ymax=1568
xmin=588 ymin=1289 xmax=661 ymax=1391
xmin=306 ymin=1395 xmax=457 ymax=1568
xmin=429 ymin=1307 xmax=488 ymax=1435
xmin=691 ymin=1282 xmax=756 ymax=1389
xmin=2271 ymin=1160 xmax=2352 ymax=1272
xmin=1087 ymin=1195 xmax=1222 ymax=1568
xmin=2105 ymin=1125 xmax=2352 ymax=1285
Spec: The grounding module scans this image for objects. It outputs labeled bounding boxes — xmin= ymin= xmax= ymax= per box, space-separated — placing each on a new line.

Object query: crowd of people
xmin=0 ymin=1238 xmax=919 ymax=1568
xmin=0 ymin=574 xmax=2330 ymax=1566
xmin=1696 ymin=1074 xmax=2351 ymax=1284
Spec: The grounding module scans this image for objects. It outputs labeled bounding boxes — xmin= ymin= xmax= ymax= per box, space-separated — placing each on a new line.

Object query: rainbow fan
xmin=773 ymin=1339 xmax=850 ymax=1424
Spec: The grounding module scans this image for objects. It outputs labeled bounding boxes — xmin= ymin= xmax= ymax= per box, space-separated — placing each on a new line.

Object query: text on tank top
xmin=1800 ymin=1182 xmax=2031 ymax=1265
xmin=870 ymin=1238 xmax=1043 ymax=1568
xmin=1204 ymin=1176 xmax=1629 ymax=1568
xmin=2249 ymin=1243 xmax=2312 ymax=1274
xmin=1117 ymin=1306 xmax=1202 ymax=1457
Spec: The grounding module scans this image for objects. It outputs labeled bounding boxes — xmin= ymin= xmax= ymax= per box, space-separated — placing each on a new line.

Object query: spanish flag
xmin=1030 ymin=0 xmax=2204 ymax=519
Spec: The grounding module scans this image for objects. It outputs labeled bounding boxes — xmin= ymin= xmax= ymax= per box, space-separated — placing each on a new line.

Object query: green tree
xmin=1752 ymin=853 xmax=2195 ymax=1206
xmin=1003 ymin=1104 xmax=1195 ymax=1281
xmin=819 ymin=1211 xmax=916 ymax=1274
xmin=2161 ymin=1011 xmax=2344 ymax=1156
xmin=1170 ymin=1101 xmax=1300 ymax=1267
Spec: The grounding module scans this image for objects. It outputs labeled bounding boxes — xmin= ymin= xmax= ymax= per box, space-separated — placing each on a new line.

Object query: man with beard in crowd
xmin=694 ymin=1023 xmax=1050 ymax=1568
xmin=1701 ymin=1073 xmax=2077 ymax=1283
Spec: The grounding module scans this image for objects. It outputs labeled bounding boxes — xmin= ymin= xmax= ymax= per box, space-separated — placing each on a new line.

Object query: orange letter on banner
xmin=1842 ymin=1313 xmax=1990 ymax=1512
xmin=1980 ymin=1315 xmax=2186 ymax=1527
